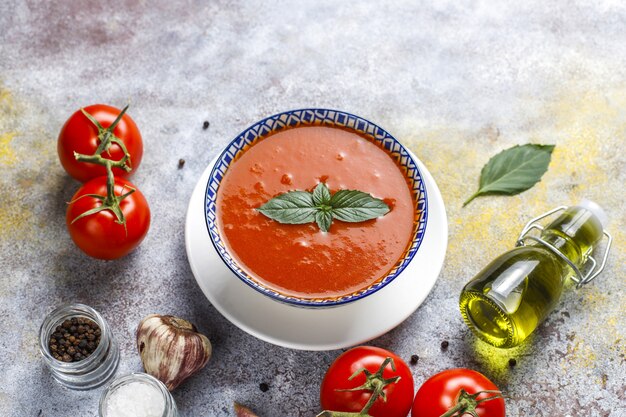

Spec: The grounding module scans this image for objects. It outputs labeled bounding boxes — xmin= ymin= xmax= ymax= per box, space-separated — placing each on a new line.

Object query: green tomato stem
xmin=104 ymin=159 xmax=115 ymax=206
xmin=318 ymin=357 xmax=401 ymax=417
xmin=73 ymin=151 xmax=131 ymax=172
xmin=437 ymin=389 xmax=504 ymax=417
xmin=439 ymin=402 xmax=466 ymax=417
xmin=70 ymin=105 xmax=135 ymax=232
xmin=78 ymin=104 xmax=132 ymax=172
xmin=317 ymin=412 xmax=370 ymax=417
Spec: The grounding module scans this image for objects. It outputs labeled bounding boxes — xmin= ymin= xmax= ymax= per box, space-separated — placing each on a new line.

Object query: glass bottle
xmin=39 ymin=303 xmax=120 ymax=390
xmin=99 ymin=372 xmax=179 ymax=417
xmin=459 ymin=200 xmax=612 ymax=348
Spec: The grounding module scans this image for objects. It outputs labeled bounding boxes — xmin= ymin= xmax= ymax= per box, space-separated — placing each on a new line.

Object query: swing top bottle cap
xmin=576 ymin=199 xmax=607 ymax=229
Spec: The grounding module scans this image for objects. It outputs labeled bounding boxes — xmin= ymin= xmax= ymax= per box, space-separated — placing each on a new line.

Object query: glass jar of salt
xmin=99 ymin=372 xmax=179 ymax=417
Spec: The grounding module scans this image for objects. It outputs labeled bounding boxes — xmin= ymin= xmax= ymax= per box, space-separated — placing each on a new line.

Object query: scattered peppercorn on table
xmin=1 ymin=1 xmax=624 ymax=416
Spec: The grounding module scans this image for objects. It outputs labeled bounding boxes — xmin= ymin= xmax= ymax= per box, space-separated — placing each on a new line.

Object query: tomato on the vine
xmin=58 ymin=104 xmax=143 ymax=182
xmin=320 ymin=346 xmax=414 ymax=417
xmin=66 ymin=176 xmax=150 ymax=260
xmin=411 ymin=369 xmax=505 ymax=417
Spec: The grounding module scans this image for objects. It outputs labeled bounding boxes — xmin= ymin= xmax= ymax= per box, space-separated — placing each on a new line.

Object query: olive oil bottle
xmin=459 ymin=200 xmax=612 ymax=348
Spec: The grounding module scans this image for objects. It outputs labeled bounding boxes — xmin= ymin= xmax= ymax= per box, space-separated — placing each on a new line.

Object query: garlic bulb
xmin=235 ymin=402 xmax=260 ymax=417
xmin=136 ymin=314 xmax=212 ymax=390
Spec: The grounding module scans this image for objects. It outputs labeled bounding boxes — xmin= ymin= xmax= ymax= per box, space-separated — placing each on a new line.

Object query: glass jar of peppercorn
xmin=38 ymin=303 xmax=120 ymax=390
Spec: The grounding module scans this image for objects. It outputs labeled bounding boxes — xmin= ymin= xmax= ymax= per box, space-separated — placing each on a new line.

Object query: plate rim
xmin=185 ymin=152 xmax=448 ymax=351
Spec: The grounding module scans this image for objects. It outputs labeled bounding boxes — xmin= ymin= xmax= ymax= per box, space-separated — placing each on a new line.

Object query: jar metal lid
xmin=516 ymin=206 xmax=612 ymax=288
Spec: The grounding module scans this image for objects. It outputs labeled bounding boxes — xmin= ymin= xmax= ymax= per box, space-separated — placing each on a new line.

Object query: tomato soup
xmin=216 ymin=126 xmax=415 ymax=299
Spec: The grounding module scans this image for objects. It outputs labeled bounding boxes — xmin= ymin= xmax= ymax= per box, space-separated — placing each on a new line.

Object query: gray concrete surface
xmin=1 ymin=1 xmax=624 ymax=416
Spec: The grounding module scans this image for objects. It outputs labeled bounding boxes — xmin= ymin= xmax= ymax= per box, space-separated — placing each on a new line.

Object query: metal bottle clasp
xmin=515 ymin=206 xmax=613 ymax=289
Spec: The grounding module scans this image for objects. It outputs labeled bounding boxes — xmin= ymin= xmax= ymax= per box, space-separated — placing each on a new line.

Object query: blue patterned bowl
xmin=205 ymin=109 xmax=428 ymax=308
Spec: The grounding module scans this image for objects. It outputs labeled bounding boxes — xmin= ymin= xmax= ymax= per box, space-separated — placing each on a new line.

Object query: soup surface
xmin=216 ymin=126 xmax=415 ymax=299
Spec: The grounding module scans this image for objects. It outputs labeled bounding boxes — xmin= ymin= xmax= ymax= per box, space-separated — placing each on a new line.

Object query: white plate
xmin=185 ymin=153 xmax=447 ymax=351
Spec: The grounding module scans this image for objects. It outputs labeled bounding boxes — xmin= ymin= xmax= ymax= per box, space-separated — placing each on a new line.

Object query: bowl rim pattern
xmin=204 ymin=108 xmax=428 ymax=307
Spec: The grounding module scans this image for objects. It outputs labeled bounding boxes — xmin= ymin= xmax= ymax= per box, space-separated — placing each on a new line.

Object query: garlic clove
xmin=234 ymin=402 xmax=260 ymax=417
xmin=136 ymin=314 xmax=212 ymax=391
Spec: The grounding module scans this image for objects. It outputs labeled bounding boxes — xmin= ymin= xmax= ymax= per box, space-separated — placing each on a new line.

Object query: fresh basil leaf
xmin=464 ymin=144 xmax=555 ymax=206
xmin=257 ymin=191 xmax=317 ymax=224
xmin=330 ymin=190 xmax=390 ymax=222
xmin=315 ymin=210 xmax=333 ymax=232
xmin=257 ymin=184 xmax=391 ymax=231
xmin=312 ymin=182 xmax=331 ymax=206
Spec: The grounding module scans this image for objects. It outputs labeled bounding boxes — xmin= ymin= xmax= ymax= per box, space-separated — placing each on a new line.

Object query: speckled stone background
xmin=1 ymin=1 xmax=624 ymax=416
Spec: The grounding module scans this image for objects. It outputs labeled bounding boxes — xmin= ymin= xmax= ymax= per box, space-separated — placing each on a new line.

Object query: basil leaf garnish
xmin=256 ymin=183 xmax=390 ymax=232
xmin=330 ymin=190 xmax=390 ymax=222
xmin=464 ymin=144 xmax=555 ymax=206
xmin=312 ymin=182 xmax=331 ymax=206
xmin=315 ymin=210 xmax=333 ymax=232
xmin=257 ymin=191 xmax=317 ymax=224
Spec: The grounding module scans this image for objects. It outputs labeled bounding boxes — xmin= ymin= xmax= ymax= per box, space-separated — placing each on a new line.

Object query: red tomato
xmin=320 ymin=346 xmax=414 ymax=417
xmin=66 ymin=176 xmax=150 ymax=260
xmin=58 ymin=104 xmax=143 ymax=182
xmin=411 ymin=369 xmax=505 ymax=417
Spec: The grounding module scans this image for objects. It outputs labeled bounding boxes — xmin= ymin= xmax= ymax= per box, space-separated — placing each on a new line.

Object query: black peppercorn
xmin=178 ymin=158 xmax=185 ymax=169
xmin=410 ymin=355 xmax=419 ymax=365
xmin=441 ymin=340 xmax=449 ymax=350
xmin=203 ymin=120 xmax=210 ymax=130
xmin=509 ymin=358 xmax=517 ymax=367
xmin=49 ymin=317 xmax=100 ymax=362
xmin=259 ymin=382 xmax=269 ymax=392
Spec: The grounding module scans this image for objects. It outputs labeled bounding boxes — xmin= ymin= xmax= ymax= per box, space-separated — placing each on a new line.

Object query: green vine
xmin=317 ymin=357 xmax=401 ymax=417
xmin=438 ymin=389 xmax=504 ymax=417
xmin=70 ymin=105 xmax=135 ymax=230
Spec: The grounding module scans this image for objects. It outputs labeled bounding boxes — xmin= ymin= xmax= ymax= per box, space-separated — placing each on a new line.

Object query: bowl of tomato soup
xmin=205 ymin=109 xmax=427 ymax=307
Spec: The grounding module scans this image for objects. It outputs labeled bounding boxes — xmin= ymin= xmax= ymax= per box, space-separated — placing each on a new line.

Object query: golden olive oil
xmin=459 ymin=202 xmax=606 ymax=348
